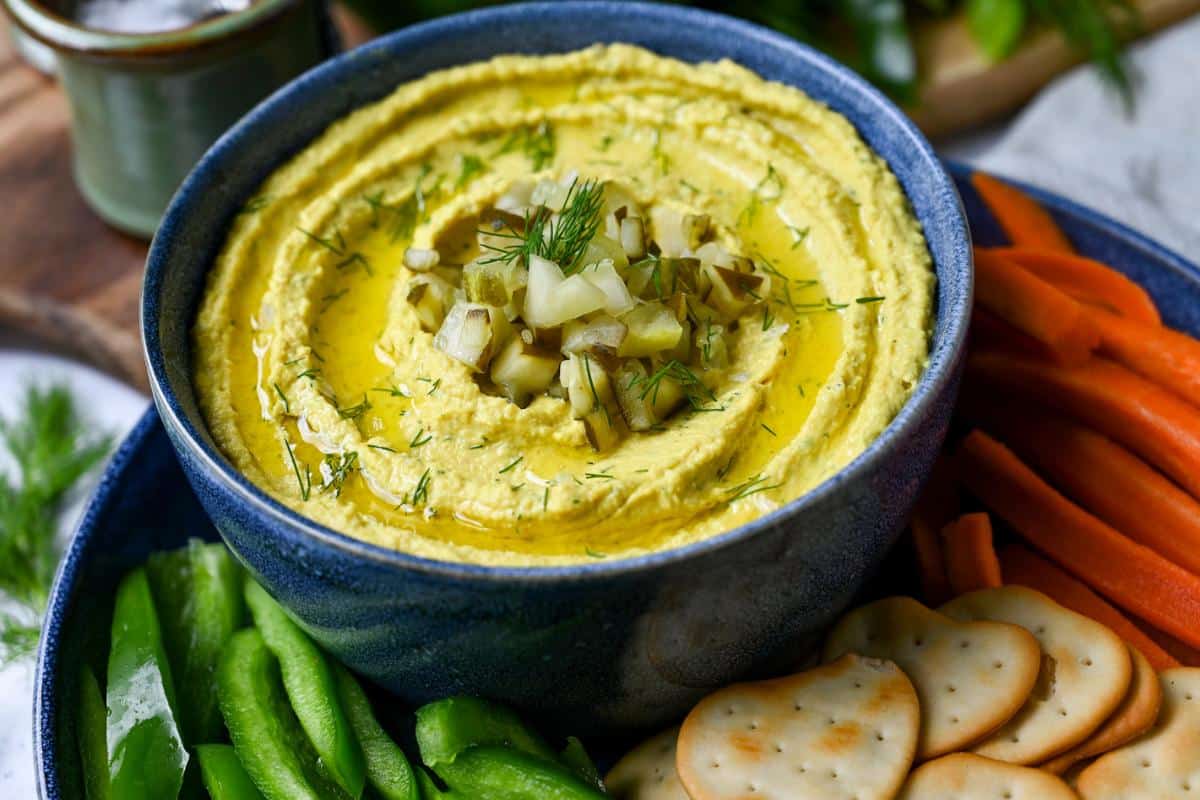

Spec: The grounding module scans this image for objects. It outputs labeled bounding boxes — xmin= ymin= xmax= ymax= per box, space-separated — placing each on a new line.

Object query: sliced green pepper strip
xmin=433 ymin=746 xmax=608 ymax=800
xmin=217 ymin=628 xmax=351 ymax=800
xmin=415 ymin=696 xmax=558 ymax=768
xmin=559 ymin=736 xmax=603 ymax=790
xmin=147 ymin=540 xmax=246 ymax=744
xmin=333 ymin=664 xmax=420 ymax=800
xmin=196 ymin=744 xmax=266 ymax=800
xmin=106 ymin=567 xmax=189 ymax=799
xmin=243 ymin=578 xmax=365 ymax=798
xmin=77 ymin=665 xmax=110 ymax=800
xmin=415 ymin=767 xmax=463 ymax=799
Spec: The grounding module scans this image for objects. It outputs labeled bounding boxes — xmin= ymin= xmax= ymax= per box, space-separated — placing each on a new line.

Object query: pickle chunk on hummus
xmin=192 ymin=44 xmax=935 ymax=566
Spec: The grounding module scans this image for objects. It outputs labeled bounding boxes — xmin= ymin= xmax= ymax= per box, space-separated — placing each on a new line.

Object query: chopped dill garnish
xmin=367 ymin=443 xmax=397 ymax=453
xmin=454 ymin=153 xmax=487 ymax=189
xmin=584 ymin=547 xmax=607 ymax=559
xmin=649 ymin=127 xmax=670 ymax=175
xmin=468 ymin=438 xmax=489 ymax=450
xmin=322 ymin=451 xmax=358 ymax=497
xmin=738 ymin=164 xmax=785 ymax=227
xmin=480 ymin=176 xmax=604 ymax=274
xmin=584 ymin=471 xmax=614 ymax=481
xmin=761 ymin=423 xmax=777 ymax=436
xmin=372 ymin=384 xmax=410 ymax=398
xmin=412 ymin=468 xmax=432 ymax=505
xmin=510 ymin=483 xmax=525 ymax=492
xmin=272 ymin=382 xmax=290 ymax=414
xmin=726 ymin=474 xmax=783 ymax=502
xmin=297 ymin=367 xmax=321 ymax=381
xmin=496 ymin=121 xmax=556 ymax=170
xmin=596 ymin=133 xmax=615 ymax=152
xmin=409 ymin=428 xmax=433 ymax=449
xmin=498 ymin=455 xmax=524 ymax=474
xmin=335 ymin=252 xmax=373 ymax=276
xmin=762 ymin=307 xmax=775 ymax=331
xmin=632 ymin=360 xmax=721 ymax=412
xmin=319 ymin=289 xmax=348 ymax=312
xmin=296 ymin=226 xmax=346 ymax=255
xmin=635 ymin=468 xmax=650 ymax=473
xmin=788 ymin=225 xmax=810 ymax=247
xmin=542 ymin=486 xmax=550 ymax=511
xmin=285 ymin=439 xmax=311 ymax=501
xmin=417 ymin=376 xmax=441 ymax=395
xmin=679 ymin=179 xmax=701 ymax=194
xmin=362 ymin=190 xmax=387 ymax=228
xmin=337 ymin=396 xmax=372 ymax=420
xmin=856 ymin=295 xmax=886 ymax=304
xmin=240 ymin=195 xmax=271 ymax=214
xmin=582 ymin=354 xmax=611 ymax=424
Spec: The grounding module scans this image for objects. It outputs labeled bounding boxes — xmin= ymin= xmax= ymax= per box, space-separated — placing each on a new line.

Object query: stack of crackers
xmin=607 ymin=585 xmax=1199 ymax=799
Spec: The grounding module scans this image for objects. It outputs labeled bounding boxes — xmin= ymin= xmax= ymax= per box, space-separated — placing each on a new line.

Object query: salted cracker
xmin=1077 ymin=668 xmax=1200 ymax=799
xmin=898 ymin=752 xmax=1077 ymax=799
xmin=606 ymin=727 xmax=689 ymax=800
xmin=942 ymin=585 xmax=1131 ymax=764
xmin=1042 ymin=643 xmax=1162 ymax=774
xmin=822 ymin=596 xmax=1041 ymax=759
xmin=676 ymin=653 xmax=919 ymax=800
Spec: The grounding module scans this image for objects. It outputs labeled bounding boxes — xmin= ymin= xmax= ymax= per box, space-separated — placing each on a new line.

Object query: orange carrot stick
xmin=993 ymin=247 xmax=1161 ymax=326
xmin=957 ymin=429 xmax=1200 ymax=649
xmin=971 ymin=172 xmax=1074 ymax=252
xmin=967 ymin=351 xmax=1200 ymax=501
xmin=1135 ymin=621 xmax=1200 ymax=667
xmin=941 ymin=513 xmax=1002 ymax=596
xmin=1086 ymin=307 xmax=1200 ymax=410
xmin=973 ymin=248 xmax=1100 ymax=365
xmin=999 ymin=543 xmax=1179 ymax=671
xmin=909 ymin=459 xmax=958 ymax=605
xmin=964 ymin=401 xmax=1200 ymax=576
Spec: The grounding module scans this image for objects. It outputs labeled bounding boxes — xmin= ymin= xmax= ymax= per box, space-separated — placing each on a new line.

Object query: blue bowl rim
xmin=142 ymin=0 xmax=972 ymax=583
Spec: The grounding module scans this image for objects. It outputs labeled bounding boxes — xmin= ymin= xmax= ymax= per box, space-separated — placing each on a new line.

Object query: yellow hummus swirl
xmin=193 ymin=45 xmax=934 ymax=565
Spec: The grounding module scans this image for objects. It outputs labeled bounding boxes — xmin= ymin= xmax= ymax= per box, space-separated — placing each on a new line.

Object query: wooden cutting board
xmin=0 ymin=3 xmax=1195 ymax=391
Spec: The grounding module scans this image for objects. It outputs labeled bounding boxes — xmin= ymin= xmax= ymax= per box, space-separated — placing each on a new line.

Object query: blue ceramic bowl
xmin=142 ymin=1 xmax=972 ymax=733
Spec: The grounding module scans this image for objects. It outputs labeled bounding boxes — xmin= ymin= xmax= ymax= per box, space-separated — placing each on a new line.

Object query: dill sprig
xmin=480 ymin=177 xmax=605 ymax=275
xmin=0 ymin=384 xmax=111 ymax=662
xmin=496 ymin=121 xmax=556 ymax=170
xmin=412 ymin=468 xmax=432 ymax=505
xmin=322 ymin=451 xmax=358 ymax=498
xmin=726 ymin=473 xmax=783 ymax=503
xmin=633 ymin=360 xmax=722 ymax=412
xmin=285 ymin=439 xmax=311 ymax=501
xmin=337 ymin=396 xmax=372 ymax=420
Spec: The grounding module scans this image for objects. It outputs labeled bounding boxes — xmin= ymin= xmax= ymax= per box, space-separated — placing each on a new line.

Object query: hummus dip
xmin=193 ymin=45 xmax=934 ymax=566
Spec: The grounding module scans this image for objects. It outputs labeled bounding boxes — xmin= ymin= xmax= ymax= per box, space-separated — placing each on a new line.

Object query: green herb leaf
xmin=967 ymin=0 xmax=1027 ymax=60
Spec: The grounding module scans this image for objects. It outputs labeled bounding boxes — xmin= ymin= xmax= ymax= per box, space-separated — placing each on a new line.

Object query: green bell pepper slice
xmin=243 ymin=578 xmax=365 ymax=798
xmin=414 ymin=696 xmax=558 ymax=768
xmin=559 ymin=736 xmax=603 ymax=790
xmin=217 ymin=628 xmax=351 ymax=800
xmin=196 ymin=744 xmax=265 ymax=800
xmin=77 ymin=665 xmax=110 ymax=800
xmin=146 ymin=540 xmax=246 ymax=744
xmin=433 ymin=746 xmax=608 ymax=800
xmin=106 ymin=567 xmax=188 ymax=799
xmin=334 ymin=664 xmax=420 ymax=800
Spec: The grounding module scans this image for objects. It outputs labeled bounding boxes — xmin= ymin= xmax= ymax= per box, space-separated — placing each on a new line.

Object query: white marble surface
xmin=1 ymin=16 xmax=1199 ymax=798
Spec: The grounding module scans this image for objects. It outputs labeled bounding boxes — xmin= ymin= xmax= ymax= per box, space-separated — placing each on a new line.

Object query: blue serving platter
xmin=34 ymin=162 xmax=1200 ymax=798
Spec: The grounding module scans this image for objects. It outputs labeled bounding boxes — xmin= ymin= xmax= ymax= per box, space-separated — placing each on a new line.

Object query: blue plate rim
xmin=142 ymin=0 xmax=973 ymax=584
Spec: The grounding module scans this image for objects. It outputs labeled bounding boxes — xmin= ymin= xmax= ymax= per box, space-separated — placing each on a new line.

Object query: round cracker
xmin=1077 ymin=668 xmax=1200 ymax=799
xmin=899 ymin=752 xmax=1077 ymax=799
xmin=676 ymin=654 xmax=919 ymax=800
xmin=606 ymin=727 xmax=690 ymax=800
xmin=823 ymin=596 xmax=1042 ymax=759
xmin=942 ymin=586 xmax=1131 ymax=764
xmin=1042 ymin=643 xmax=1162 ymax=774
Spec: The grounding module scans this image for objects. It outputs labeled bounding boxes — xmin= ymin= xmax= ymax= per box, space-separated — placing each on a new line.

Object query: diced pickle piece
xmin=618 ymin=302 xmax=684 ymax=357
xmin=694 ymin=321 xmax=729 ymax=368
xmin=406 ymin=274 xmax=456 ymax=333
xmin=434 ymin=302 xmax=509 ymax=371
xmin=524 ymin=255 xmax=608 ymax=328
xmin=705 ymin=265 xmax=766 ymax=320
xmin=647 ymin=373 xmax=686 ymax=420
xmin=582 ymin=407 xmax=621 ymax=451
xmin=463 ymin=260 xmax=514 ymax=306
xmin=560 ymin=353 xmax=616 ymax=418
xmin=583 ymin=235 xmax=629 ymax=271
xmin=614 ymin=361 xmax=655 ymax=431
xmin=581 ymin=260 xmax=635 ymax=315
xmin=561 ymin=315 xmax=627 ymax=357
xmin=619 ymin=217 xmax=645 ymax=260
xmin=490 ymin=338 xmax=562 ymax=406
xmin=649 ymin=206 xmax=687 ymax=257
xmin=681 ymin=214 xmax=710 ymax=249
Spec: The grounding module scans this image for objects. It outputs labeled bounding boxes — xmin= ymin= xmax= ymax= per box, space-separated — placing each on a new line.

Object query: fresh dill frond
xmin=497 ymin=121 xmax=556 ymax=170
xmin=296 ymin=226 xmax=346 ymax=256
xmin=322 ymin=451 xmax=358 ymax=498
xmin=412 ymin=468 xmax=432 ymax=505
xmin=337 ymin=396 xmax=372 ymax=420
xmin=633 ymin=360 xmax=722 ymax=412
xmin=726 ymin=473 xmax=783 ymax=502
xmin=409 ymin=428 xmax=433 ymax=449
xmin=285 ymin=439 xmax=312 ymax=502
xmin=454 ymin=153 xmax=487 ymax=189
xmin=499 ymin=455 xmax=524 ymax=474
xmin=0 ymin=384 xmax=110 ymax=662
xmin=480 ymin=177 xmax=605 ymax=274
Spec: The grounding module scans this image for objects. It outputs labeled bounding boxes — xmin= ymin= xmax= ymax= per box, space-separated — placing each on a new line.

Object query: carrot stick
xmin=941 ymin=513 xmax=1002 ymax=596
xmin=967 ymin=351 xmax=1200 ymax=501
xmin=971 ymin=172 xmax=1074 ymax=252
xmin=973 ymin=248 xmax=1100 ymax=365
xmin=992 ymin=247 xmax=1161 ymax=326
xmin=957 ymin=429 xmax=1200 ymax=649
xmin=999 ymin=543 xmax=1179 ymax=671
xmin=1086 ymin=307 xmax=1200 ymax=410
xmin=909 ymin=459 xmax=958 ymax=605
xmin=963 ymin=400 xmax=1200 ymax=576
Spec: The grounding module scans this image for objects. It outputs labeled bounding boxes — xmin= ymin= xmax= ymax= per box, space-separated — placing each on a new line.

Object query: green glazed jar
xmin=3 ymin=0 xmax=337 ymax=238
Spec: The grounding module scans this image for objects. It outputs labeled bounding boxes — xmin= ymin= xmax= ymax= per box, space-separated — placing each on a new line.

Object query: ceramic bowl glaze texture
xmin=2 ymin=0 xmax=338 ymax=238
xmin=142 ymin=1 xmax=972 ymax=733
